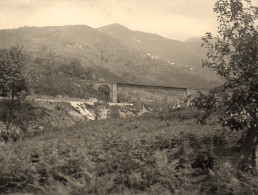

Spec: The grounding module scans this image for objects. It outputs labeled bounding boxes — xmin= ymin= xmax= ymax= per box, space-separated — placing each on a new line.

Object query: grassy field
xmin=0 ymin=110 xmax=257 ymax=194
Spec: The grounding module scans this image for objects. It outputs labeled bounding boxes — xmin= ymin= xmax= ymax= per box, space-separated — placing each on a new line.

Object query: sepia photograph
xmin=0 ymin=0 xmax=257 ymax=194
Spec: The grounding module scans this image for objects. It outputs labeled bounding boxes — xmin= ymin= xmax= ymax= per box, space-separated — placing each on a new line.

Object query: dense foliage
xmin=0 ymin=46 xmax=36 ymax=138
xmin=0 ymin=46 xmax=33 ymax=98
xmin=201 ymin=0 xmax=257 ymax=130
xmin=32 ymin=53 xmax=98 ymax=99
xmin=199 ymin=0 xmax=257 ymax=168
xmin=0 ymin=112 xmax=257 ymax=194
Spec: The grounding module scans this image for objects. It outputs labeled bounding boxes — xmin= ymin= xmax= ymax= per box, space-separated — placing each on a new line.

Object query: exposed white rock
xmin=142 ymin=105 xmax=148 ymax=113
xmin=70 ymin=101 xmax=96 ymax=120
xmin=68 ymin=100 xmax=153 ymax=121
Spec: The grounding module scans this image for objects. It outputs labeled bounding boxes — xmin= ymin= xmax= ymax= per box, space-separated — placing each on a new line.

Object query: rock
xmin=70 ymin=101 xmax=96 ymax=120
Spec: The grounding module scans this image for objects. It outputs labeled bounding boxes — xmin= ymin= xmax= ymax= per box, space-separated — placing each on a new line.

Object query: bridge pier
xmin=110 ymin=83 xmax=118 ymax=103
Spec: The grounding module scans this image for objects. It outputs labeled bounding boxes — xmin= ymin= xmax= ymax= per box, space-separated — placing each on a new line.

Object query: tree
xmin=0 ymin=46 xmax=31 ymax=132
xmin=201 ymin=0 xmax=257 ymax=169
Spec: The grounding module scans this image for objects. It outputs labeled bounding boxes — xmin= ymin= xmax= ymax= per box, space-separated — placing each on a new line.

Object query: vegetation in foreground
xmin=0 ymin=111 xmax=257 ymax=194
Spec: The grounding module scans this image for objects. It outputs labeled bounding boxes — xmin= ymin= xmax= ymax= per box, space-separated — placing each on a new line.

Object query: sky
xmin=0 ymin=0 xmax=257 ymax=41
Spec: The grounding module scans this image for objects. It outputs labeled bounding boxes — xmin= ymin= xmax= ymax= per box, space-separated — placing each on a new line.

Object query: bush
xmin=0 ymin=100 xmax=48 ymax=142
xmin=33 ymin=55 xmax=99 ymax=99
xmin=141 ymin=108 xmax=202 ymax=122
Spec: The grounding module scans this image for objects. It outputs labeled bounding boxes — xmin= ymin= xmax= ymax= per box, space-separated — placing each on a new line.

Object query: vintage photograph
xmin=0 ymin=0 xmax=257 ymax=194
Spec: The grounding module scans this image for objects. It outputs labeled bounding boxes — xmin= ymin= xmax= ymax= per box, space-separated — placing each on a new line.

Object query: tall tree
xmin=201 ymin=0 xmax=257 ymax=169
xmin=0 ymin=46 xmax=31 ymax=131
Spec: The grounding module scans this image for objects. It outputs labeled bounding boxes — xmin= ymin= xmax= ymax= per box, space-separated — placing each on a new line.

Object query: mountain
xmin=184 ymin=37 xmax=206 ymax=60
xmin=0 ymin=25 xmax=135 ymax=83
xmin=184 ymin=37 xmax=203 ymax=43
xmin=98 ymin=24 xmax=220 ymax=84
xmin=0 ymin=25 xmax=222 ymax=89
xmin=98 ymin=24 xmax=205 ymax=68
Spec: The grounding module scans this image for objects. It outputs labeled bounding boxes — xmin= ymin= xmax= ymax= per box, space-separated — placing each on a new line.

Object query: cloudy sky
xmin=0 ymin=0 xmax=257 ymax=41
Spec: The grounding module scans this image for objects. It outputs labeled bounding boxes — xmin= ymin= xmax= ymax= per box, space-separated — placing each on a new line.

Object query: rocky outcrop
xmin=69 ymin=101 xmax=141 ymax=120
xmin=70 ymin=101 xmax=96 ymax=120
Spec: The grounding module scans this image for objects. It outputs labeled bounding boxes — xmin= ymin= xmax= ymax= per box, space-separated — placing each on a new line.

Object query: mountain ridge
xmin=98 ymin=23 xmax=221 ymax=85
xmin=0 ymin=24 xmax=222 ymax=89
xmin=98 ymin=23 xmax=205 ymax=66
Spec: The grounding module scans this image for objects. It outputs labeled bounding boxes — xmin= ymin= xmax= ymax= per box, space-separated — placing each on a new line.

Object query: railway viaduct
xmin=82 ymin=80 xmax=207 ymax=103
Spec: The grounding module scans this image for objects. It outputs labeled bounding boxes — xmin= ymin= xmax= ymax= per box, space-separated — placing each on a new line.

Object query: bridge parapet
xmin=117 ymin=83 xmax=187 ymax=91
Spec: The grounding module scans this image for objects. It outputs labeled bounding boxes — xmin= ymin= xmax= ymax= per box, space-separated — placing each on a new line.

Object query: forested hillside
xmin=0 ymin=25 xmax=222 ymax=89
xmin=98 ymin=23 xmax=220 ymax=85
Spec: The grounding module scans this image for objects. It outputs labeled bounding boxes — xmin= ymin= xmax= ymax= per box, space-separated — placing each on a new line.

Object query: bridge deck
xmin=117 ymin=83 xmax=187 ymax=91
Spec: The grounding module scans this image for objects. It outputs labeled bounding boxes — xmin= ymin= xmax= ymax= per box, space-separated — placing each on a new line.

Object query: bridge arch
xmin=97 ymin=84 xmax=111 ymax=101
xmin=82 ymin=81 xmax=117 ymax=102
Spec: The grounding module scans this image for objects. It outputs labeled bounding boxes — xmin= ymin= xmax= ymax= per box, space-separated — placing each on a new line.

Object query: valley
xmin=0 ymin=16 xmax=257 ymax=194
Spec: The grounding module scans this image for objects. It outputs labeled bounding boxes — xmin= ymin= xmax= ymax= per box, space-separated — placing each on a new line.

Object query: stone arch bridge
xmin=82 ymin=80 xmax=207 ymax=103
